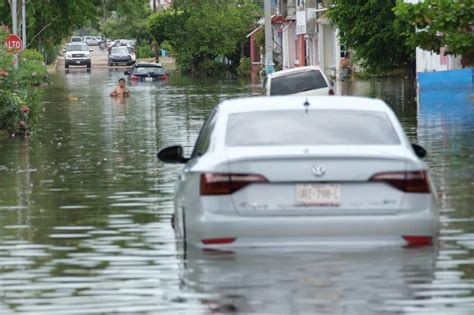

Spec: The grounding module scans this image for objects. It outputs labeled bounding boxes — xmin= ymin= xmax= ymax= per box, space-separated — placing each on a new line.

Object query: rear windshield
xmin=71 ymin=37 xmax=82 ymax=42
xmin=226 ymin=110 xmax=400 ymax=146
xmin=270 ymin=70 xmax=328 ymax=95
xmin=133 ymin=67 xmax=165 ymax=75
xmin=112 ymin=47 xmax=129 ymax=54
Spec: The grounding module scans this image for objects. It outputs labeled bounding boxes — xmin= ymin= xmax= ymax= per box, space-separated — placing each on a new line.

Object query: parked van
xmin=263 ymin=66 xmax=334 ymax=96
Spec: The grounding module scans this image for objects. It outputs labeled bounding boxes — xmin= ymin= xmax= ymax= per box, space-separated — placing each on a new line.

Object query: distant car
xmin=82 ymin=36 xmax=99 ymax=46
xmin=264 ymin=66 xmax=334 ymax=96
xmin=108 ymin=46 xmax=133 ymax=66
xmin=124 ymin=63 xmax=168 ymax=82
xmin=158 ymin=96 xmax=439 ymax=249
xmin=64 ymin=43 xmax=92 ymax=68
xmin=70 ymin=36 xmax=83 ymax=43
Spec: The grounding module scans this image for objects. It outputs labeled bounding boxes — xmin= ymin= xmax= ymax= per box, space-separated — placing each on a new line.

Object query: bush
xmin=0 ymin=32 xmax=48 ymax=136
xmin=21 ymin=49 xmax=44 ymax=63
xmin=196 ymin=60 xmax=229 ymax=77
xmin=136 ymin=43 xmax=154 ymax=59
xmin=237 ymin=57 xmax=251 ymax=77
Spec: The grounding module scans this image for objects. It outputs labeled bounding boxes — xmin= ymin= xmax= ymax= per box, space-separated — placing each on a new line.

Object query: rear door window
xmin=226 ymin=110 xmax=400 ymax=146
xmin=192 ymin=110 xmax=218 ymax=158
xmin=270 ymin=70 xmax=328 ymax=96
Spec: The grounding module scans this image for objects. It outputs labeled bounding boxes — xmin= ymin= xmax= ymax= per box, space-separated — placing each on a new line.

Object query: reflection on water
xmin=0 ymin=71 xmax=472 ymax=314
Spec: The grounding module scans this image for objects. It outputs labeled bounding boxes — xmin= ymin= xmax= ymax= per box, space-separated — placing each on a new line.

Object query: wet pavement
xmin=0 ymin=69 xmax=473 ymax=314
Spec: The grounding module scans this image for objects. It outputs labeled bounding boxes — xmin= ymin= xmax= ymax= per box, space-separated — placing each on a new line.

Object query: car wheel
xmin=86 ymin=62 xmax=91 ymax=69
xmin=65 ymin=63 xmax=69 ymax=69
xmin=108 ymin=62 xmax=112 ymax=66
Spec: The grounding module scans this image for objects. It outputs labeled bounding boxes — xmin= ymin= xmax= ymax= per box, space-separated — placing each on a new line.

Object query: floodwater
xmin=0 ymin=69 xmax=473 ymax=314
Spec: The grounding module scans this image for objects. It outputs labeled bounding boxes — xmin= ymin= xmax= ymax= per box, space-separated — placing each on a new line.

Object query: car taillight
xmin=202 ymin=238 xmax=236 ymax=245
xmin=200 ymin=173 xmax=268 ymax=196
xmin=370 ymin=171 xmax=431 ymax=193
xmin=402 ymin=235 xmax=432 ymax=247
xmin=130 ymin=75 xmax=140 ymax=81
xmin=328 ymin=89 xmax=335 ymax=96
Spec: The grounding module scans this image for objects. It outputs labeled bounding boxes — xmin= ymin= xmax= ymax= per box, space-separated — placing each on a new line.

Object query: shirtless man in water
xmin=110 ymin=78 xmax=130 ymax=97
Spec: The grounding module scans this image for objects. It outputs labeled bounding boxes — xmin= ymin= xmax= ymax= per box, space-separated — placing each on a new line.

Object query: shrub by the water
xmin=0 ymin=34 xmax=48 ymax=136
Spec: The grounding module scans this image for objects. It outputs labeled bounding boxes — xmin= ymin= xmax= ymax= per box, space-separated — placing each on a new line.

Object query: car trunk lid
xmin=224 ymin=146 xmax=409 ymax=216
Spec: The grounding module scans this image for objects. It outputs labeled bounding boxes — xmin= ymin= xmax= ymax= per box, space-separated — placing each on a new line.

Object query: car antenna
xmin=303 ymin=98 xmax=310 ymax=114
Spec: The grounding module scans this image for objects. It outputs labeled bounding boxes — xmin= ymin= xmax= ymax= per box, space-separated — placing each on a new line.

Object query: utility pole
xmin=11 ymin=0 xmax=19 ymax=68
xmin=21 ymin=0 xmax=26 ymax=49
xmin=264 ymin=0 xmax=273 ymax=75
xmin=153 ymin=0 xmax=157 ymax=13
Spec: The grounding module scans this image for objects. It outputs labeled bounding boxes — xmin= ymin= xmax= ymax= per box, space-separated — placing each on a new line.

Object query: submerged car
xmin=158 ymin=96 xmax=438 ymax=249
xmin=108 ymin=46 xmax=133 ymax=66
xmin=264 ymin=66 xmax=334 ymax=96
xmin=124 ymin=63 xmax=168 ymax=82
xmin=64 ymin=43 xmax=92 ymax=68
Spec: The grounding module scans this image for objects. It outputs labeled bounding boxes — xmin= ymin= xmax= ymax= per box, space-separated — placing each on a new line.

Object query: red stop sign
xmin=5 ymin=34 xmax=23 ymax=54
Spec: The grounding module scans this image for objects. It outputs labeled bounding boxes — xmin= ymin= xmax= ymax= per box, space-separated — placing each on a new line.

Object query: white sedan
xmin=158 ymin=96 xmax=439 ymax=249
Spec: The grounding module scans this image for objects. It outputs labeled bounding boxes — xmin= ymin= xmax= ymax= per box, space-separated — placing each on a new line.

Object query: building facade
xmin=270 ymin=0 xmax=341 ymax=77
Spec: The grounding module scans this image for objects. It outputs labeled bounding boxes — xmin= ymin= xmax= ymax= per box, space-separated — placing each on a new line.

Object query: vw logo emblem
xmin=312 ymin=165 xmax=326 ymax=177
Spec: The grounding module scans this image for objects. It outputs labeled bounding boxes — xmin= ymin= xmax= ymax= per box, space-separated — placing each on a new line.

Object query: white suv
xmin=64 ymin=43 xmax=92 ymax=69
xmin=264 ymin=66 xmax=334 ymax=96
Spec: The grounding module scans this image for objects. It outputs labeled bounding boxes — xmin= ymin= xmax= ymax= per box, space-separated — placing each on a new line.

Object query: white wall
xmin=416 ymin=47 xmax=462 ymax=73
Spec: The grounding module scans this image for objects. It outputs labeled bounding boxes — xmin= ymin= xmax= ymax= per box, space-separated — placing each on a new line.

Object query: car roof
xmin=267 ymin=66 xmax=325 ymax=79
xmin=218 ymin=96 xmax=391 ymax=115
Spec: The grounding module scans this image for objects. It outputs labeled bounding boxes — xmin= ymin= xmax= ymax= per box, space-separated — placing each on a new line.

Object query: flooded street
xmin=0 ymin=69 xmax=473 ymax=314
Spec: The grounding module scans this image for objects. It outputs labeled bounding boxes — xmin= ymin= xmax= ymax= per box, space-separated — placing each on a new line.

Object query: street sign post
xmin=5 ymin=34 xmax=23 ymax=54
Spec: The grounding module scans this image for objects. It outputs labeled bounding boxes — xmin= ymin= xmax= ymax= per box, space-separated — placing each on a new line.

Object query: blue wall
xmin=418 ymin=68 xmax=473 ymax=90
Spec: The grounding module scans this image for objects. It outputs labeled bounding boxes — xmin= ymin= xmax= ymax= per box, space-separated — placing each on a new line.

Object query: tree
xmin=394 ymin=0 xmax=474 ymax=68
xmin=0 ymin=0 xmax=100 ymax=62
xmin=100 ymin=0 xmax=151 ymax=41
xmin=148 ymin=0 xmax=259 ymax=74
xmin=327 ymin=0 xmax=414 ymax=73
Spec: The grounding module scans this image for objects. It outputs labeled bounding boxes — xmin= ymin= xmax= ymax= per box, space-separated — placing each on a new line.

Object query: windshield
xmin=66 ymin=45 xmax=88 ymax=51
xmin=270 ymin=70 xmax=328 ymax=96
xmin=71 ymin=37 xmax=82 ymax=42
xmin=112 ymin=47 xmax=129 ymax=54
xmin=132 ymin=67 xmax=165 ymax=75
xmin=226 ymin=110 xmax=400 ymax=146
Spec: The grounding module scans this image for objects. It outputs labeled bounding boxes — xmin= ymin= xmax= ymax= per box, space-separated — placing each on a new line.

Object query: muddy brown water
xmin=0 ymin=69 xmax=473 ymax=314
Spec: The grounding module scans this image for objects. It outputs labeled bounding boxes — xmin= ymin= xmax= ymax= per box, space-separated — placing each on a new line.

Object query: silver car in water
xmin=158 ymin=96 xmax=439 ymax=249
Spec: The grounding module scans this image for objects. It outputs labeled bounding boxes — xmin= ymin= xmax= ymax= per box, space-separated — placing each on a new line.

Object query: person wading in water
xmin=110 ymin=78 xmax=131 ymax=97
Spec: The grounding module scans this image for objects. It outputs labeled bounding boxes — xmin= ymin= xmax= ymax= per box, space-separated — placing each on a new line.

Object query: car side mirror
xmin=412 ymin=143 xmax=427 ymax=159
xmin=89 ymin=49 xmax=93 ymax=52
xmin=62 ymin=49 xmax=66 ymax=53
xmin=330 ymin=80 xmax=335 ymax=86
xmin=157 ymin=145 xmax=189 ymax=164
xmin=124 ymin=70 xmax=131 ymax=75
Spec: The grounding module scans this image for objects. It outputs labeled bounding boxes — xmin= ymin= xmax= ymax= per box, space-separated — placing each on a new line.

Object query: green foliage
xmin=0 ymin=33 xmax=48 ymax=136
xmin=394 ymin=0 xmax=474 ymax=67
xmin=100 ymin=0 xmax=151 ymax=41
xmin=237 ymin=57 xmax=251 ymax=77
xmin=254 ymin=28 xmax=264 ymax=51
xmin=148 ymin=0 xmax=259 ymax=74
xmin=327 ymin=0 xmax=414 ymax=73
xmin=21 ymin=49 xmax=44 ymax=63
xmin=136 ymin=44 xmax=154 ymax=59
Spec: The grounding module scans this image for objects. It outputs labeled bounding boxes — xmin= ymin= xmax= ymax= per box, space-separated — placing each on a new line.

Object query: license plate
xmin=75 ymin=61 xmax=81 ymax=64
xmin=296 ymin=184 xmax=341 ymax=206
xmin=145 ymin=77 xmax=153 ymax=82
